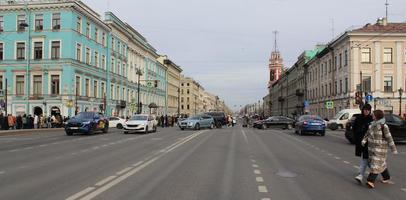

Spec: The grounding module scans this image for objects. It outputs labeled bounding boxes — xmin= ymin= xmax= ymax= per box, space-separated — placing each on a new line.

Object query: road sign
xmin=365 ymin=95 xmax=373 ymax=102
xmin=146 ymin=81 xmax=153 ymax=88
xmin=325 ymin=101 xmax=334 ymax=109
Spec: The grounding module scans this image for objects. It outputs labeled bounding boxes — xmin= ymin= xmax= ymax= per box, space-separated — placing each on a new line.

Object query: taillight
xmin=303 ymin=121 xmax=308 ymax=125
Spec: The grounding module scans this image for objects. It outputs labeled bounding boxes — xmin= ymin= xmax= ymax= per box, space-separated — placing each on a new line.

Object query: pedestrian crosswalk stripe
xmin=258 ymin=186 xmax=268 ymax=193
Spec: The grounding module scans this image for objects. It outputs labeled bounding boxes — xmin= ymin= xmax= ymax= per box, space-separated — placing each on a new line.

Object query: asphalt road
xmin=0 ymin=126 xmax=405 ymax=200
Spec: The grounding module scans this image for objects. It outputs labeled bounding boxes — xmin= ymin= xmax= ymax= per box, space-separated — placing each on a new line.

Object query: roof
xmin=352 ymin=23 xmax=406 ymax=33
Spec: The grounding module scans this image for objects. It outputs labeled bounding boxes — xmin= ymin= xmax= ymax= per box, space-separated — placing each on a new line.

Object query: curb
xmin=0 ymin=128 xmax=64 ymax=136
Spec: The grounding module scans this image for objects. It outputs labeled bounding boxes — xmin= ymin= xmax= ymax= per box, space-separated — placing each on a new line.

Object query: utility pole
xmin=136 ymin=68 xmax=142 ymax=114
xmin=24 ymin=1 xmax=32 ymax=115
xmin=5 ymin=78 xmax=7 ymax=115
xmin=385 ymin=0 xmax=389 ymax=20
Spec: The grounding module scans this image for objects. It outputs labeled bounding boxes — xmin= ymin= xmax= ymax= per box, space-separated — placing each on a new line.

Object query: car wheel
xmin=116 ymin=124 xmax=123 ymax=129
xmin=66 ymin=131 xmax=73 ymax=136
xmin=102 ymin=126 xmax=108 ymax=133
xmin=195 ymin=123 xmax=200 ymax=130
xmin=329 ymin=124 xmax=338 ymax=130
xmin=153 ymin=126 xmax=157 ymax=133
xmin=124 ymin=131 xmax=129 ymax=134
xmin=145 ymin=126 xmax=149 ymax=134
xmin=180 ymin=128 xmax=185 ymax=130
xmin=286 ymin=124 xmax=293 ymax=130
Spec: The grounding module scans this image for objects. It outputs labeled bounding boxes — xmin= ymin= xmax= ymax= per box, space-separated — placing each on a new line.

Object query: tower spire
xmin=273 ymin=30 xmax=278 ymax=52
xmin=385 ymin=0 xmax=389 ymax=20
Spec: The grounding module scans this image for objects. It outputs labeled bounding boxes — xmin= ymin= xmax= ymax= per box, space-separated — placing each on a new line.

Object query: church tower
xmin=268 ymin=31 xmax=284 ymax=88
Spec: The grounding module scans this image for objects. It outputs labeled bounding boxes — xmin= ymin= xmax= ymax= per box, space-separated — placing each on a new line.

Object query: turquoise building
xmin=0 ymin=0 xmax=167 ymax=117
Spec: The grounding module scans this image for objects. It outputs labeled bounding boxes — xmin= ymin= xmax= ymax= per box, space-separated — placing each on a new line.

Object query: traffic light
xmin=154 ymin=80 xmax=158 ymax=88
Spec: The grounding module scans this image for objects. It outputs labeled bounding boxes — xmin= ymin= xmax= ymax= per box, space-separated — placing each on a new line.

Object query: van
xmin=328 ymin=109 xmax=361 ymax=130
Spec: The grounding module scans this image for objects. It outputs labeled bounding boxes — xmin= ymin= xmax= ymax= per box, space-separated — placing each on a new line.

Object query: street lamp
xmin=399 ymin=87 xmax=403 ymax=116
xmin=136 ymin=68 xmax=143 ymax=114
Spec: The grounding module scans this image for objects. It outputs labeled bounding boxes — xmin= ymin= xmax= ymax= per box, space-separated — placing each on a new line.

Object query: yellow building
xmin=157 ymin=56 xmax=182 ymax=116
xmin=180 ymin=76 xmax=203 ymax=116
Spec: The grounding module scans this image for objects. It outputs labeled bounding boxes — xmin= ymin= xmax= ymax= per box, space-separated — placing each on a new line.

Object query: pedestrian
xmin=16 ymin=115 xmax=22 ymax=129
xmin=160 ymin=115 xmax=164 ymax=128
xmin=7 ymin=114 xmax=15 ymax=130
xmin=362 ymin=110 xmax=398 ymax=189
xmin=22 ymin=114 xmax=27 ymax=129
xmin=164 ymin=115 xmax=168 ymax=127
xmin=34 ymin=114 xmax=39 ymax=129
xmin=28 ymin=115 xmax=34 ymax=129
xmin=0 ymin=113 xmax=4 ymax=130
xmin=353 ymin=104 xmax=373 ymax=184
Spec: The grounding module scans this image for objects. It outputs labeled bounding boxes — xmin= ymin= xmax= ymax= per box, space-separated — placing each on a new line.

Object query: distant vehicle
xmin=257 ymin=116 xmax=295 ymax=130
xmin=179 ymin=114 xmax=215 ymax=130
xmin=204 ymin=112 xmax=227 ymax=128
xmin=252 ymin=119 xmax=264 ymax=129
xmin=108 ymin=117 xmax=126 ymax=129
xmin=295 ymin=115 xmax=326 ymax=136
xmin=345 ymin=114 xmax=406 ymax=143
xmin=328 ymin=109 xmax=361 ymax=130
xmin=65 ymin=112 xmax=109 ymax=135
xmin=123 ymin=114 xmax=157 ymax=134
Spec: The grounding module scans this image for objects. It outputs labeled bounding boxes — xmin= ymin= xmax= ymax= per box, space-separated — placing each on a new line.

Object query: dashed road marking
xmin=327 ymin=153 xmax=333 ymax=156
xmin=9 ymin=149 xmax=20 ymax=152
xmin=71 ymin=152 xmax=78 ymax=156
xmin=116 ymin=167 xmax=133 ymax=175
xmin=251 ymin=159 xmax=256 ymax=163
xmin=401 ymin=188 xmax=406 ymax=192
xmin=343 ymin=161 xmax=350 ymax=164
xmin=66 ymin=187 xmax=95 ymax=200
xmin=334 ymin=156 xmax=341 ymax=160
xmin=261 ymin=198 xmax=271 ymax=200
xmin=256 ymin=177 xmax=264 ymax=183
xmin=92 ymin=146 xmax=100 ymax=150
xmin=353 ymin=165 xmax=360 ymax=169
xmin=252 ymin=164 xmax=259 ymax=168
xmin=95 ymin=176 xmax=117 ymax=187
xmin=254 ymin=169 xmax=261 ymax=175
xmin=39 ymin=144 xmax=48 ymax=147
xmin=258 ymin=185 xmax=268 ymax=193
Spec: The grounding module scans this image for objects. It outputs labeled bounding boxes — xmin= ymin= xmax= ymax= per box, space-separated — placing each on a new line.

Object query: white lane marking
xmin=92 ymin=147 xmax=100 ymax=150
xmin=66 ymin=187 xmax=95 ymax=200
xmin=343 ymin=161 xmax=351 ymax=164
xmin=95 ymin=176 xmax=117 ymax=187
xmin=261 ymin=198 xmax=271 ymax=200
xmin=258 ymin=185 xmax=268 ymax=193
xmin=151 ymin=138 xmax=162 ymax=140
xmin=334 ymin=156 xmax=341 ymax=160
xmin=252 ymin=164 xmax=259 ymax=168
xmin=116 ymin=167 xmax=133 ymax=175
xmin=39 ymin=144 xmax=48 ymax=147
xmin=401 ymin=188 xmax=406 ymax=192
xmin=327 ymin=153 xmax=333 ymax=156
xmin=71 ymin=152 xmax=78 ymax=156
xmin=24 ymin=147 xmax=34 ymax=150
xmin=241 ymin=129 xmax=248 ymax=144
xmin=132 ymin=161 xmax=144 ymax=167
xmin=251 ymin=159 xmax=256 ymax=163
xmin=353 ymin=165 xmax=360 ymax=169
xmin=0 ymin=171 xmax=5 ymax=175
xmin=9 ymin=149 xmax=20 ymax=152
xmin=70 ymin=131 xmax=206 ymax=200
xmin=254 ymin=169 xmax=261 ymax=175
xmin=256 ymin=177 xmax=264 ymax=183
xmin=81 ymin=149 xmax=89 ymax=153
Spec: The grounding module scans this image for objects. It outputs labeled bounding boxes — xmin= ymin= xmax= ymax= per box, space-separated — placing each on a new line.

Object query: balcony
xmin=296 ymin=89 xmax=304 ymax=96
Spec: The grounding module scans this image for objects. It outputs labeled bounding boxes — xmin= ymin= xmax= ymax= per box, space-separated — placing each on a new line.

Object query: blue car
xmin=65 ymin=112 xmax=109 ymax=135
xmin=178 ymin=114 xmax=215 ymax=130
xmin=295 ymin=115 xmax=326 ymax=136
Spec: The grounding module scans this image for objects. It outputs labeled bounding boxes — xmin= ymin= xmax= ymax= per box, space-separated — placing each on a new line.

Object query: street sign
xmin=365 ymin=95 xmax=373 ymax=102
xmin=146 ymin=81 xmax=153 ymax=88
xmin=325 ymin=101 xmax=334 ymax=109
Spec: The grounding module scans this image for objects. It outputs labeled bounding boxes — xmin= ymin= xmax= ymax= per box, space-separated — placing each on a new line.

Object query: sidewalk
xmin=0 ymin=128 xmax=64 ymax=136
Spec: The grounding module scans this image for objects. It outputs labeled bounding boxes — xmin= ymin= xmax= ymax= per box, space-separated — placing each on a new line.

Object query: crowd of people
xmin=157 ymin=115 xmax=178 ymax=128
xmin=0 ymin=113 xmax=68 ymax=130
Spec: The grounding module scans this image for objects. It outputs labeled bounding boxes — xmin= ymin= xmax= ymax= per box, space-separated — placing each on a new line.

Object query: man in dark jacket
xmin=353 ymin=103 xmax=373 ymax=183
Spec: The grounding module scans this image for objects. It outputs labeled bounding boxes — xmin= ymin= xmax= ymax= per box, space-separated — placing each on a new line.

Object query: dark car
xmin=345 ymin=114 xmax=406 ymax=143
xmin=257 ymin=116 xmax=295 ymax=130
xmin=295 ymin=115 xmax=326 ymax=136
xmin=65 ymin=112 xmax=109 ymax=135
xmin=204 ymin=112 xmax=227 ymax=128
xmin=252 ymin=119 xmax=264 ymax=129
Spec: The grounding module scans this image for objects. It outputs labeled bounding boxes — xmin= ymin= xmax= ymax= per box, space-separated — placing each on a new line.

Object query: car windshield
xmin=76 ymin=112 xmax=94 ymax=120
xmin=130 ymin=116 xmax=148 ymax=121
xmin=189 ymin=116 xmax=201 ymax=120
xmin=332 ymin=111 xmax=344 ymax=119
xmin=300 ymin=115 xmax=323 ymax=121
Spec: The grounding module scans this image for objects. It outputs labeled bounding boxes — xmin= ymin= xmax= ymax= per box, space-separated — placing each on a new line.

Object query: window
xmin=93 ymin=81 xmax=97 ymax=98
xmin=16 ymin=42 xmax=25 ymax=60
xmin=85 ymin=79 xmax=90 ymax=97
xmin=51 ymin=75 xmax=60 ymax=95
xmin=0 ymin=75 xmax=2 ymax=90
xmin=339 ymin=80 xmax=342 ymax=94
xmin=181 ymin=105 xmax=184 ymax=110
xmin=101 ymin=82 xmax=105 ymax=97
xmin=181 ymin=97 xmax=184 ymax=103
xmin=75 ymin=76 xmax=80 ymax=95
xmin=334 ymin=56 xmax=338 ymax=69
xmin=116 ymin=86 xmax=120 ymax=100
xmin=102 ymin=55 xmax=106 ymax=69
xmin=117 ymin=61 xmax=120 ymax=74
xmin=384 ymin=76 xmax=393 ymax=93
xmin=85 ymin=48 xmax=90 ymax=65
xmin=334 ymin=81 xmax=337 ymax=95
xmin=76 ymin=16 xmax=82 ymax=33
xmin=94 ymin=28 xmax=98 ymax=43
xmin=34 ymin=14 xmax=43 ymax=31
xmin=187 ymin=105 xmax=190 ymax=110
xmin=86 ymin=22 xmax=90 ymax=38
xmin=17 ymin=15 xmax=26 ymax=31
xmin=0 ymin=16 xmax=4 ymax=32
xmin=361 ymin=48 xmax=371 ymax=63
xmin=110 ymin=84 xmax=114 ymax=99
xmin=33 ymin=75 xmax=42 ymax=95
xmin=0 ymin=43 xmax=3 ymax=60
xmin=362 ymin=76 xmax=371 ymax=93
xmin=344 ymin=50 xmax=348 ymax=66
xmin=111 ymin=38 xmax=115 ymax=50
xmin=76 ymin=44 xmax=81 ymax=61
xmin=52 ymin=13 xmax=61 ymax=30
xmin=16 ymin=75 xmax=24 ymax=95
xmin=34 ymin=42 xmax=43 ymax=59
xmin=339 ymin=53 xmax=342 ymax=68
xmin=122 ymin=64 xmax=126 ymax=77
xmin=345 ymin=78 xmax=348 ymax=94
xmin=51 ymin=41 xmax=60 ymax=59
xmin=187 ymin=89 xmax=190 ymax=94
xmin=111 ymin=58 xmax=115 ymax=73
xmin=102 ymin=32 xmax=106 ymax=46
xmin=94 ymin=51 xmax=99 ymax=67
xmin=383 ymin=48 xmax=393 ymax=63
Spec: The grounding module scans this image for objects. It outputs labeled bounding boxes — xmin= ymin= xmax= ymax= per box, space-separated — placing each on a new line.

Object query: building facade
xmin=179 ymin=75 xmax=203 ymax=116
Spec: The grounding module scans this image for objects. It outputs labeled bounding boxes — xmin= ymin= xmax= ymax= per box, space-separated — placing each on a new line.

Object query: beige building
xmin=157 ymin=56 xmax=182 ymax=116
xmin=270 ymin=18 xmax=406 ymax=119
xmin=180 ymin=76 xmax=203 ymax=116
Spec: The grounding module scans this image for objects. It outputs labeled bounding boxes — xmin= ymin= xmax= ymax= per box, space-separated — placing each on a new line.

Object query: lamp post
xmin=399 ymin=88 xmax=403 ymax=116
xmin=136 ymin=68 xmax=143 ymax=114
xmin=21 ymin=3 xmax=31 ymax=115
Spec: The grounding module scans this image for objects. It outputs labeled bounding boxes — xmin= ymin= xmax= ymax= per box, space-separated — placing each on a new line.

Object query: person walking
xmin=362 ymin=110 xmax=398 ymax=189
xmin=353 ymin=104 xmax=373 ymax=183
xmin=16 ymin=115 xmax=22 ymax=129
xmin=34 ymin=114 xmax=39 ymax=129
xmin=7 ymin=114 xmax=15 ymax=130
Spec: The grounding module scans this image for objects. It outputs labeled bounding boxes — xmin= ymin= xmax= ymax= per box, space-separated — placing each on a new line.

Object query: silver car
xmin=178 ymin=115 xmax=215 ymax=130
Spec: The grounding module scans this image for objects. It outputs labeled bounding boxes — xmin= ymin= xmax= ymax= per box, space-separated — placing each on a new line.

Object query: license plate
xmin=311 ymin=123 xmax=321 ymax=125
xmin=70 ymin=127 xmax=79 ymax=130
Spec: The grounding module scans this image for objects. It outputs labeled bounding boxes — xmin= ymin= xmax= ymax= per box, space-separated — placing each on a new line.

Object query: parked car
xmin=123 ymin=114 xmax=157 ymax=134
xmin=345 ymin=114 xmax=406 ymax=143
xmin=65 ymin=112 xmax=109 ymax=136
xmin=295 ymin=115 xmax=326 ymax=136
xmin=257 ymin=116 xmax=295 ymax=130
xmin=204 ymin=112 xmax=227 ymax=128
xmin=109 ymin=117 xmax=126 ymax=129
xmin=179 ymin=114 xmax=215 ymax=130
xmin=252 ymin=119 xmax=264 ymax=129
xmin=328 ymin=109 xmax=361 ymax=130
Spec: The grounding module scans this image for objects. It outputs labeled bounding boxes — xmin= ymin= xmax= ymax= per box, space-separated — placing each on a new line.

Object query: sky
xmin=83 ymin=0 xmax=406 ymax=111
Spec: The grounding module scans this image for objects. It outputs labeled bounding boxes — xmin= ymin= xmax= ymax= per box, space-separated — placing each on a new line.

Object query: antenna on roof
xmin=385 ymin=0 xmax=389 ymax=20
xmin=273 ymin=30 xmax=278 ymax=52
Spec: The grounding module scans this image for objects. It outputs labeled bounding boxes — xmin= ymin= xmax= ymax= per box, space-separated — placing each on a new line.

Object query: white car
xmin=123 ymin=114 xmax=157 ymax=134
xmin=109 ymin=117 xmax=126 ymax=129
